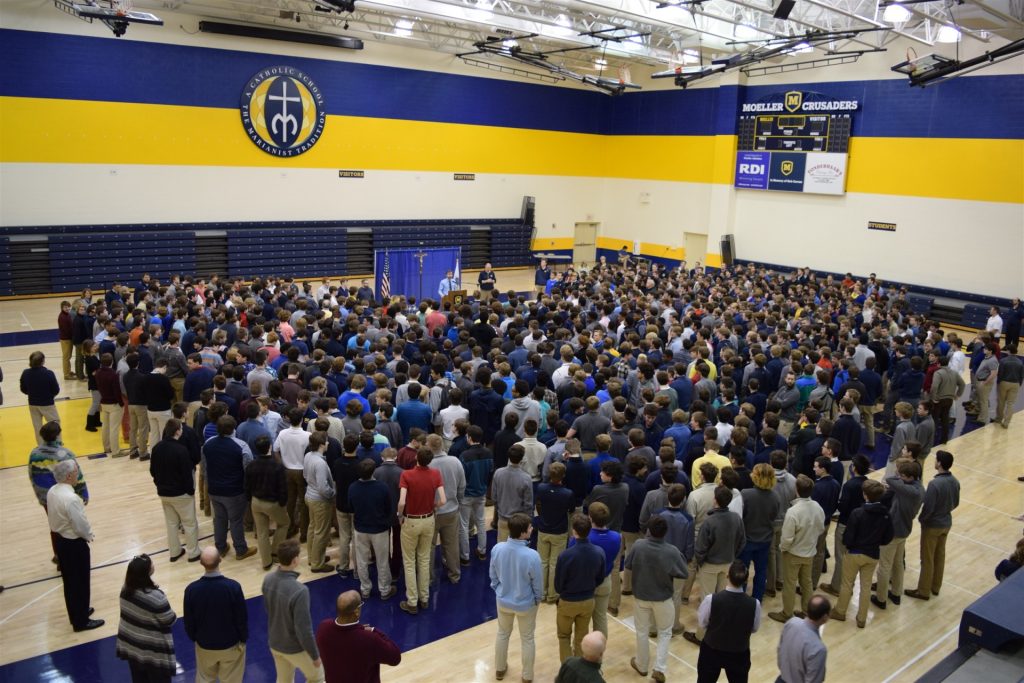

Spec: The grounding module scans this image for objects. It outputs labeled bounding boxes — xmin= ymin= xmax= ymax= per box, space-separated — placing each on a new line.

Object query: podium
xmin=443 ymin=290 xmax=468 ymax=308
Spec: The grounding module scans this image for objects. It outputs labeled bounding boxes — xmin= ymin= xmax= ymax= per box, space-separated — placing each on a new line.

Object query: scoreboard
xmin=734 ymin=90 xmax=859 ymax=196
xmin=737 ymin=114 xmax=852 ymax=153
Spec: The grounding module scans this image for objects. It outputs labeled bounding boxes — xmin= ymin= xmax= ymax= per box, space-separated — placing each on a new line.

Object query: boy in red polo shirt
xmin=398 ymin=448 xmax=445 ymax=614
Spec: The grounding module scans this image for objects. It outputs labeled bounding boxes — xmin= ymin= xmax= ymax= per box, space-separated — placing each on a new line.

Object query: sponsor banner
xmin=802 ymin=152 xmax=847 ymax=195
xmin=734 ymin=151 xmax=770 ymax=189
xmin=767 ymin=152 xmax=806 ymax=192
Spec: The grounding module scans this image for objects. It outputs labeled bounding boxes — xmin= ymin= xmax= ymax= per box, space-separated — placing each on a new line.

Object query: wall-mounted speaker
xmin=720 ymin=234 xmax=736 ymax=266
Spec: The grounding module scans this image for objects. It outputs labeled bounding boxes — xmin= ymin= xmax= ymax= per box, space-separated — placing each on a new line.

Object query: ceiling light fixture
xmin=936 ymin=25 xmax=961 ymax=42
xmin=882 ymin=4 xmax=911 ymax=23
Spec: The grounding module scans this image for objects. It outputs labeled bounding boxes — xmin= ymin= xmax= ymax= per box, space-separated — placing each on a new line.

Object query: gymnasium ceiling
xmin=135 ymin=0 xmax=1024 ymax=78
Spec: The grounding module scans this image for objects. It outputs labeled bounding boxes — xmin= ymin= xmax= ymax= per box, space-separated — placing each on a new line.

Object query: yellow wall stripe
xmin=531 ymin=237 xmax=574 ymax=250
xmin=847 ymin=137 xmax=1024 ymax=204
xmin=1 ymin=97 xmax=1020 ymax=204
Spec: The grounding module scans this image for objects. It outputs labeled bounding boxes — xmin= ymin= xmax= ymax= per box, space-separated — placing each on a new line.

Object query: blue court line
xmin=0 ymin=329 xmax=58 ymax=346
xmin=0 ymin=540 xmax=499 ymax=682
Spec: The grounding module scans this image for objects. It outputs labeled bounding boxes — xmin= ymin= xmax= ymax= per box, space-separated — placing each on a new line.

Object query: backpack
xmin=436 ymin=378 xmax=452 ymax=411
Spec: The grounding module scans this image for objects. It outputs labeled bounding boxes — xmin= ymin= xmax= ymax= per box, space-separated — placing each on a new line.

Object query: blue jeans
xmin=211 ymin=493 xmax=249 ymax=556
xmin=739 ymin=539 xmax=770 ymax=601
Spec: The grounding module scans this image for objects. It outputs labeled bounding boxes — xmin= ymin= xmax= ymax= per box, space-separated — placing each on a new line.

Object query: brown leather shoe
xmin=629 ymin=657 xmax=647 ymax=677
xmin=235 ymin=547 xmax=258 ymax=561
xmin=904 ymin=589 xmax=930 ymax=601
xmin=818 ymin=583 xmax=839 ymax=597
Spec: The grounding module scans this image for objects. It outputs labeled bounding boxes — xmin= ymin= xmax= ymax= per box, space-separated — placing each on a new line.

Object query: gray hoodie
xmin=773 ymin=468 xmax=797 ymax=528
xmin=502 ymin=397 xmax=540 ymax=437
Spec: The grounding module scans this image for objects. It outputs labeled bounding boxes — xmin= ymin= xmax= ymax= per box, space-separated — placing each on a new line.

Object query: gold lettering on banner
xmin=454 ymin=173 xmax=476 ymax=181
xmin=338 ymin=170 xmax=365 ymax=178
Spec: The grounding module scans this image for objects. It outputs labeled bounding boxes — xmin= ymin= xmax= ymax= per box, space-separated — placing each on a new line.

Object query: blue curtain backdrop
xmin=375 ymin=247 xmax=461 ymax=302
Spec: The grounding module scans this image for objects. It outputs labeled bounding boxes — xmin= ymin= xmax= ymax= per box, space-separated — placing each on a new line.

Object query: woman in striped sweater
xmin=115 ymin=554 xmax=177 ymax=682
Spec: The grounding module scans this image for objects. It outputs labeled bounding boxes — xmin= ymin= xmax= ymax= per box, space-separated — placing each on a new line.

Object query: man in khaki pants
xmin=94 ymin=354 xmax=124 ymax=458
xmin=995 ymin=352 xmax=1023 ymax=428
xmin=57 ymin=301 xmax=75 ymax=379
xmin=245 ymin=435 xmax=289 ymax=570
xmin=873 ymin=458 xmax=923 ymax=609
xmin=769 ymin=475 xmax=824 ymax=624
xmin=535 ymin=462 xmax=575 ymax=603
xmin=122 ymin=353 xmax=150 ymax=459
xmin=184 ymin=547 xmax=249 ymax=683
xmin=554 ymin=514 xmax=606 ymax=662
xmin=398 ymin=448 xmax=445 ymax=615
xmin=690 ymin=487 xmax=745 ymax=641
xmin=303 ymin=433 xmax=336 ymax=574
xmin=906 ymin=450 xmax=960 ymax=602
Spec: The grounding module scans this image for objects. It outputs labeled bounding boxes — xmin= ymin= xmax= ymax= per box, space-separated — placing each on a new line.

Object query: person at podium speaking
xmin=438 ymin=270 xmax=459 ymax=300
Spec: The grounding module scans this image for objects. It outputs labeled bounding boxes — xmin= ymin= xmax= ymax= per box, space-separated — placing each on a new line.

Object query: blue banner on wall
xmin=734 ymin=151 xmax=770 ymax=189
xmin=767 ymin=152 xmax=807 ymax=192
xmin=375 ymin=247 xmax=460 ymax=303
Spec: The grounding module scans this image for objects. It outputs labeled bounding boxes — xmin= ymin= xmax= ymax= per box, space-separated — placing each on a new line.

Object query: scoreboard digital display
xmin=737 ymin=113 xmax=852 ymax=153
xmin=734 ymin=90 xmax=859 ymax=196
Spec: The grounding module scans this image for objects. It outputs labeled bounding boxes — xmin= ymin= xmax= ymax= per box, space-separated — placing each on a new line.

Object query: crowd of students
xmin=24 ymin=259 xmax=1024 ymax=682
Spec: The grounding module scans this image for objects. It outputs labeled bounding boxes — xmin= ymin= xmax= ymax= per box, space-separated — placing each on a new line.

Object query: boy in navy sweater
xmin=554 ymin=514 xmax=607 ymax=663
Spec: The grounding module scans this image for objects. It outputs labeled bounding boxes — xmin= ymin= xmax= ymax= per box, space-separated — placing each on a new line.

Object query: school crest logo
xmin=240 ymin=67 xmax=325 ymax=157
xmin=780 ymin=160 xmax=795 ymax=176
xmin=784 ymin=90 xmax=803 ymax=113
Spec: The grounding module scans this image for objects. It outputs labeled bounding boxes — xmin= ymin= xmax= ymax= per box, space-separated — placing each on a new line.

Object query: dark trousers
xmin=933 ymin=398 xmax=953 ymax=444
xmin=697 ymin=643 xmax=750 ymax=683
xmin=285 ymin=469 xmax=309 ymax=538
xmin=128 ymin=660 xmax=172 ymax=683
xmin=738 ymin=540 xmax=770 ymax=602
xmin=211 ymin=493 xmax=249 ymax=556
xmin=54 ymin=535 xmax=91 ymax=628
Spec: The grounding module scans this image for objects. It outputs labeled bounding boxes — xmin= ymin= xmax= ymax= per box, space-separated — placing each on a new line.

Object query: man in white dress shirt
xmin=48 ymin=459 xmax=104 ymax=631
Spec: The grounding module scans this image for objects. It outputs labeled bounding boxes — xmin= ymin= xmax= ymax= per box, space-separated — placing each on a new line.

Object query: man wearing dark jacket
xmin=143 ymin=359 xmax=176 ymax=458
xmin=245 ymin=435 xmax=289 ymax=570
xmin=821 ymin=455 xmax=870 ymax=597
xmin=122 ymin=353 xmax=150 ymax=460
xmin=830 ymin=480 xmax=894 ymax=628
xmin=184 ymin=547 xmax=249 ymax=683
xmin=204 ymin=415 xmax=257 ymax=561
xmin=150 ymin=419 xmax=202 ymax=562
xmin=810 ymin=455 xmax=841 ymax=588
xmin=21 ymin=351 xmax=61 ymax=447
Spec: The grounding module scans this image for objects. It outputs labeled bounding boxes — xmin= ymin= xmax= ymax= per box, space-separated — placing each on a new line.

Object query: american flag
xmin=380 ymin=250 xmax=391 ymax=301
